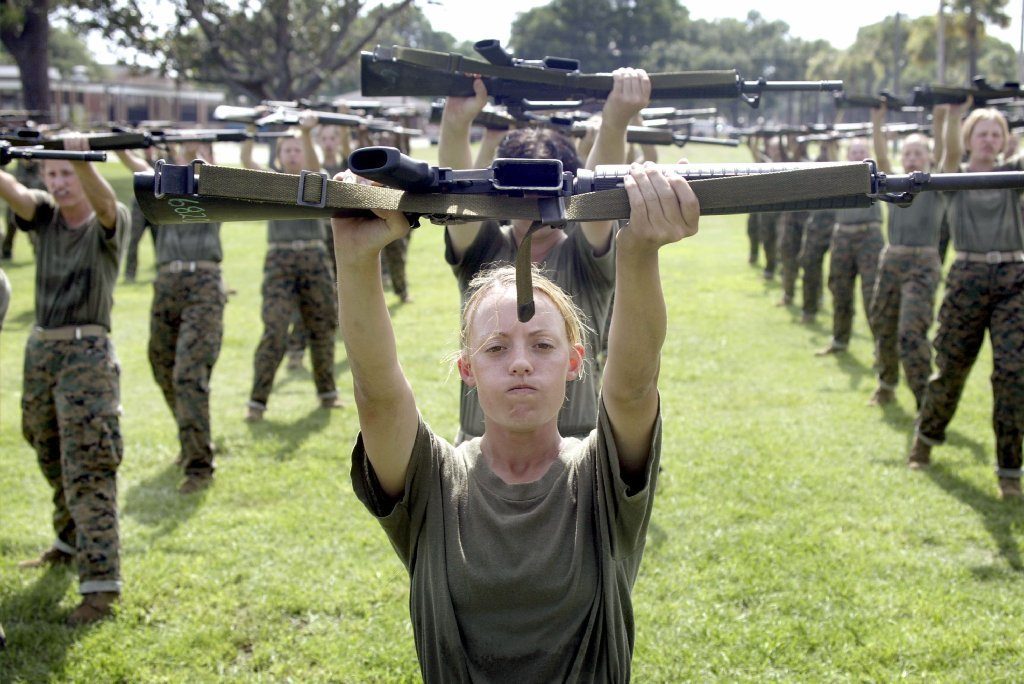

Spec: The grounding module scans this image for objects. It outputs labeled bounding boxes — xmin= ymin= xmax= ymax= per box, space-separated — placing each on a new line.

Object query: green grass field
xmin=1 ymin=145 xmax=1022 ymax=682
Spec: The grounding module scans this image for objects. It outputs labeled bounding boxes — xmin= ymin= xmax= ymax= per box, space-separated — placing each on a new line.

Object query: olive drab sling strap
xmin=143 ymin=162 xmax=873 ymax=320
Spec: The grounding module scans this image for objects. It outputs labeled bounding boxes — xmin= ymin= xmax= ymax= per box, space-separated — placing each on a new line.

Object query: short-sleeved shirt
xmin=446 ymin=221 xmax=615 ymax=439
xmin=155 ymin=222 xmax=223 ymax=264
xmin=886 ymin=191 xmax=945 ymax=247
xmin=351 ymin=401 xmax=662 ymax=683
xmin=948 ymin=158 xmax=1024 ymax=253
xmin=267 ymin=217 xmax=326 ymax=243
xmin=834 ymin=203 xmax=883 ymax=226
xmin=16 ymin=190 xmax=127 ymax=330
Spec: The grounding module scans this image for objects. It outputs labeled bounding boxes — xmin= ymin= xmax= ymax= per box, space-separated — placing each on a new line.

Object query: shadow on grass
xmin=123 ymin=463 xmax=209 ymax=542
xmin=945 ymin=429 xmax=989 ymax=464
xmin=879 ymin=400 xmax=914 ymax=431
xmin=925 ymin=463 xmax=1023 ymax=574
xmin=245 ymin=404 xmax=331 ymax=460
xmin=0 ymin=565 xmax=76 ymax=679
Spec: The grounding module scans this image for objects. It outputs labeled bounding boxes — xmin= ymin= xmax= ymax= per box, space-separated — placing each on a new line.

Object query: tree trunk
xmin=967 ymin=1 xmax=979 ymax=81
xmin=0 ymin=0 xmax=52 ymax=122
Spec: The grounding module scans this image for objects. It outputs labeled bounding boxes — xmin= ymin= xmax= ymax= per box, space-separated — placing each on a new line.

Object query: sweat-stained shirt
xmin=446 ymin=221 xmax=615 ymax=440
xmin=16 ymin=190 xmax=127 ymax=330
xmin=351 ymin=401 xmax=662 ymax=683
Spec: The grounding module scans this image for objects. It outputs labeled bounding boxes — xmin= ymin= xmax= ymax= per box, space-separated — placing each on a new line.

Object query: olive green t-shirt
xmin=948 ymin=158 xmax=1024 ymax=252
xmin=351 ymin=401 xmax=662 ymax=683
xmin=267 ymin=217 xmax=326 ymax=243
xmin=834 ymin=203 xmax=883 ymax=226
xmin=17 ymin=190 xmax=127 ymax=330
xmin=886 ymin=192 xmax=945 ymax=247
xmin=155 ymin=222 xmax=223 ymax=264
xmin=445 ymin=221 xmax=616 ymax=439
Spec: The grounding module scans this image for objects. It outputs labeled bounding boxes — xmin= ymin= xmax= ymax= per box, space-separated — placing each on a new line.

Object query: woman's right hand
xmin=330 ymin=171 xmax=411 ymax=264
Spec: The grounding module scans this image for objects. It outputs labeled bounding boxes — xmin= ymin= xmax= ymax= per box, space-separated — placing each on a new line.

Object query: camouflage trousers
xmin=250 ymin=247 xmax=338 ymax=408
xmin=125 ymin=198 xmax=158 ymax=281
xmin=827 ymin=224 xmax=884 ymax=347
xmin=382 ymin=234 xmax=410 ymax=299
xmin=22 ymin=334 xmax=123 ymax=594
xmin=149 ymin=268 xmax=225 ymax=475
xmin=799 ymin=212 xmax=835 ymax=316
xmin=917 ymin=260 xmax=1024 ymax=476
xmin=747 ymin=213 xmax=778 ymax=273
xmin=867 ymin=246 xmax=941 ymax=407
xmin=778 ymin=212 xmax=806 ymax=301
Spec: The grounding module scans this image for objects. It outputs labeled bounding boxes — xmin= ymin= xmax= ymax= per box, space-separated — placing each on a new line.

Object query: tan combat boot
xmin=18 ymin=546 xmax=73 ymax=569
xmin=66 ymin=591 xmax=119 ymax=627
xmin=178 ymin=472 xmax=213 ymax=495
xmin=998 ymin=477 xmax=1022 ymax=501
xmin=868 ymin=387 xmax=895 ymax=406
xmin=907 ymin=437 xmax=932 ymax=470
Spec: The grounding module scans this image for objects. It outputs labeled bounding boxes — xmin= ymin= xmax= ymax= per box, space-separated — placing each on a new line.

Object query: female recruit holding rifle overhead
xmin=909 ymin=104 xmax=1024 ymax=500
xmin=334 ymin=162 xmax=698 ymax=681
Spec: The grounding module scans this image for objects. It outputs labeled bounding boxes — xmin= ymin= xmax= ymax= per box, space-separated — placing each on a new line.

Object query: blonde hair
xmin=459 ymin=265 xmax=588 ymax=358
xmin=962 ymin=108 xmax=1009 ymax=155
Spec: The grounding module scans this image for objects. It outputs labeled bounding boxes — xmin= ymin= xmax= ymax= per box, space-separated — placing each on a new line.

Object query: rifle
xmin=136 ymin=147 xmax=1024 ymax=320
xmin=833 ymin=92 xmax=916 ymax=111
xmin=361 ymin=41 xmax=843 ymax=110
xmin=136 ymin=146 xmax=1024 ymax=228
xmin=0 ymin=128 xmax=250 ymax=151
xmin=540 ymin=117 xmax=738 ymax=147
xmin=214 ymin=105 xmax=423 ymax=137
xmin=0 ymin=141 xmax=106 ymax=165
xmin=911 ymin=77 xmax=1024 ymax=108
xmin=641 ymin=106 xmax=717 ymax=119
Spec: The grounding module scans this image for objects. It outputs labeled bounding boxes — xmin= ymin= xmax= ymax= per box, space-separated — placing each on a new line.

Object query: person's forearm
xmin=336 ymin=251 xmax=408 ymax=406
xmin=586 ymin=118 xmax=629 ymax=169
xmin=0 ymin=169 xmax=37 ymax=220
xmin=604 ymin=247 xmax=665 ymax=399
xmin=302 ymin=130 xmax=320 ymax=171
xmin=474 ymin=129 xmax=504 ymax=168
xmin=942 ymin=106 xmax=962 ymax=172
xmin=932 ymin=106 xmax=948 ymax=168
xmin=115 ymin=149 xmax=151 ymax=174
xmin=72 ymin=162 xmax=118 ymax=228
xmin=241 ymin=138 xmax=258 ymax=169
xmin=439 ymin=116 xmax=474 ymax=170
xmin=871 ymin=110 xmax=892 ymax=174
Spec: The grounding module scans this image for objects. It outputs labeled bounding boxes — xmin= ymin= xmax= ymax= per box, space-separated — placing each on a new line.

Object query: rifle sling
xmin=181 ymin=163 xmax=869 ymax=320
xmin=194 ymin=162 xmax=871 ymax=223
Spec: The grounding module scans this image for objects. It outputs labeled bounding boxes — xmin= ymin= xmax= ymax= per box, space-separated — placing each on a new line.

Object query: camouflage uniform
xmin=799 ymin=210 xmax=835 ymax=318
xmin=917 ymin=178 xmax=1024 ymax=480
xmin=826 ymin=204 xmax=884 ymax=349
xmin=778 ymin=211 xmax=807 ymax=302
xmin=382 ymin=234 xmax=411 ymax=301
xmin=747 ymin=212 xmax=778 ymax=275
xmin=16 ymin=190 xmax=128 ymax=595
xmin=124 ymin=197 xmax=158 ymax=282
xmin=867 ymin=193 xmax=945 ymax=406
xmin=148 ymin=222 xmax=225 ymax=476
xmin=249 ymin=218 xmax=339 ymax=410
xmin=0 ymin=265 xmax=10 ymax=329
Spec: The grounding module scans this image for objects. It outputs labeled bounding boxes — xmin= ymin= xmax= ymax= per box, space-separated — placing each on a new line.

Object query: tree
xmin=510 ymin=0 xmax=688 ymax=73
xmin=1 ymin=0 xmax=53 ymax=120
xmin=167 ymin=0 xmax=416 ymax=102
xmin=947 ymin=0 xmax=1011 ymax=81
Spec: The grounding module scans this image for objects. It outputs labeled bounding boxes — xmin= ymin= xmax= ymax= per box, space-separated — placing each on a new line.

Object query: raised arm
xmin=583 ymin=68 xmax=651 ymax=251
xmin=438 ymin=78 xmax=488 ymax=260
xmin=64 ymin=134 xmax=118 ymax=229
xmin=299 ymin=110 xmax=320 ymax=170
xmin=332 ymin=180 xmax=418 ymax=497
xmin=932 ymin=105 xmax=948 ymax=168
xmin=0 ymin=166 xmax=38 ymax=220
xmin=940 ymin=103 xmax=964 ymax=173
xmin=241 ymin=124 xmax=259 ymax=170
xmin=871 ymin=106 xmax=893 ymax=174
xmin=603 ymin=164 xmax=698 ymax=476
xmin=115 ymin=149 xmax=151 ymax=174
xmin=474 ymin=127 xmax=505 ymax=168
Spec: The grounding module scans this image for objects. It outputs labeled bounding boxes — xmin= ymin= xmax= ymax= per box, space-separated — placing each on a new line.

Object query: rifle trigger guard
xmin=297 ymin=170 xmax=328 ymax=208
xmin=537 ymin=196 xmax=566 ymax=228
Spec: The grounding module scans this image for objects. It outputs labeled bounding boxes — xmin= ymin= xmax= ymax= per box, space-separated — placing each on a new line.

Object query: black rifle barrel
xmin=877 ymin=170 xmax=1024 ymax=194
xmin=0 ymin=142 xmax=106 ymax=164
